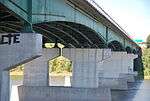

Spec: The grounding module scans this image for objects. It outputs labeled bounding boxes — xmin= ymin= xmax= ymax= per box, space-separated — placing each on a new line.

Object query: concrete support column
xmin=103 ymin=52 xmax=128 ymax=78
xmin=0 ymin=70 xmax=10 ymax=101
xmin=127 ymin=54 xmax=138 ymax=73
xmin=0 ymin=33 xmax=42 ymax=101
xmin=23 ymin=48 xmax=59 ymax=86
xmin=99 ymin=52 xmax=129 ymax=90
xmin=119 ymin=53 xmax=138 ymax=82
xmin=62 ymin=48 xmax=111 ymax=88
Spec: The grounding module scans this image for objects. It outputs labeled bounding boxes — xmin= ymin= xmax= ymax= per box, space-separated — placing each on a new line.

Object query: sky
xmin=94 ymin=0 xmax=150 ymax=42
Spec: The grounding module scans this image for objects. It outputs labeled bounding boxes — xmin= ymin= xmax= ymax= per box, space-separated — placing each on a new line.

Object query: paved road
xmin=112 ymin=80 xmax=150 ymax=101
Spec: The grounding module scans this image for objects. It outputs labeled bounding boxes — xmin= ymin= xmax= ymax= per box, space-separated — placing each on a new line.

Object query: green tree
xmin=146 ymin=34 xmax=150 ymax=48
xmin=10 ymin=65 xmax=24 ymax=72
xmin=49 ymin=56 xmax=72 ymax=73
xmin=142 ymin=48 xmax=150 ymax=76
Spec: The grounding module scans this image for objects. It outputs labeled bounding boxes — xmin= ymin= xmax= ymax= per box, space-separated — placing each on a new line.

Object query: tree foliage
xmin=10 ymin=65 xmax=24 ymax=72
xmin=146 ymin=34 xmax=150 ymax=48
xmin=49 ymin=56 xmax=72 ymax=73
xmin=142 ymin=48 xmax=150 ymax=76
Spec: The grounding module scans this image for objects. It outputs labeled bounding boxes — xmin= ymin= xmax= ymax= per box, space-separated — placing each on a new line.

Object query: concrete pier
xmin=62 ymin=48 xmax=111 ymax=88
xmin=0 ymin=71 xmax=10 ymax=101
xmin=0 ymin=33 xmax=42 ymax=101
xmin=23 ymin=48 xmax=59 ymax=86
xmin=0 ymin=33 xmax=42 ymax=70
xmin=99 ymin=52 xmax=129 ymax=90
xmin=18 ymin=86 xmax=111 ymax=101
xmin=119 ymin=53 xmax=138 ymax=82
xmin=21 ymin=48 xmax=112 ymax=101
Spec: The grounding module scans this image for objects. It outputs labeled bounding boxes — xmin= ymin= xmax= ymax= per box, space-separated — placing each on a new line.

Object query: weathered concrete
xmin=62 ymin=48 xmax=111 ymax=88
xmin=102 ymin=52 xmax=128 ymax=77
xmin=120 ymin=74 xmax=135 ymax=82
xmin=18 ymin=86 xmax=111 ymax=101
xmin=49 ymin=76 xmax=71 ymax=86
xmin=99 ymin=77 xmax=128 ymax=90
xmin=24 ymin=48 xmax=111 ymax=88
xmin=22 ymin=48 xmax=112 ymax=101
xmin=119 ymin=53 xmax=138 ymax=82
xmin=0 ymin=71 xmax=9 ymax=101
xmin=24 ymin=48 xmax=59 ymax=86
xmin=99 ymin=52 xmax=129 ymax=90
xmin=99 ymin=52 xmax=138 ymax=90
xmin=0 ymin=33 xmax=42 ymax=70
xmin=126 ymin=54 xmax=138 ymax=73
xmin=0 ymin=33 xmax=42 ymax=101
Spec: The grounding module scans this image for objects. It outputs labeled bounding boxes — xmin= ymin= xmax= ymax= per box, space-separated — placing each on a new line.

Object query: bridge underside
xmin=108 ymin=40 xmax=124 ymax=51
xmin=0 ymin=3 xmax=139 ymax=52
xmin=33 ymin=21 xmax=107 ymax=48
xmin=0 ymin=3 xmax=141 ymax=57
xmin=0 ymin=3 xmax=23 ymax=33
xmin=0 ymin=3 xmax=107 ymax=48
xmin=0 ymin=2 xmax=144 ymax=101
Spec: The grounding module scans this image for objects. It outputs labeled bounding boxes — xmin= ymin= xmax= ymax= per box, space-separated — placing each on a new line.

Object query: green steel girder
xmin=38 ymin=24 xmax=80 ymax=48
xmin=33 ymin=25 xmax=74 ymax=48
xmin=60 ymin=21 xmax=107 ymax=48
xmin=0 ymin=25 xmax=19 ymax=32
xmin=53 ymin=22 xmax=95 ymax=46
xmin=44 ymin=24 xmax=81 ymax=47
xmin=0 ymin=0 xmax=143 ymax=76
xmin=0 ymin=0 xmax=32 ymax=22
xmin=33 ymin=21 xmax=107 ymax=48
xmin=0 ymin=0 xmax=139 ymax=51
xmin=46 ymin=22 xmax=97 ymax=48
xmin=0 ymin=21 xmax=22 ymax=29
xmin=0 ymin=3 xmax=24 ymax=33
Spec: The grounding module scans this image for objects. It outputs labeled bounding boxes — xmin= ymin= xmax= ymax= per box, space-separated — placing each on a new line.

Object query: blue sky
xmin=95 ymin=0 xmax=150 ymax=41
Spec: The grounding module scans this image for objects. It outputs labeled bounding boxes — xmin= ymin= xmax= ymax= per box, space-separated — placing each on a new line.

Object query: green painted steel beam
xmin=0 ymin=0 xmax=139 ymax=50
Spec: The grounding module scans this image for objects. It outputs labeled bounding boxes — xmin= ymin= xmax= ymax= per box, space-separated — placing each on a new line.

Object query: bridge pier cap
xmin=0 ymin=33 xmax=42 ymax=70
xmin=0 ymin=33 xmax=42 ymax=101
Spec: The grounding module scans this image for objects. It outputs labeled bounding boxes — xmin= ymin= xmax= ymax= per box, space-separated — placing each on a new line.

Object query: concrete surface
xmin=0 ymin=33 xmax=42 ymax=70
xmin=24 ymin=48 xmax=59 ymax=86
xmin=99 ymin=77 xmax=128 ymax=90
xmin=18 ymin=86 xmax=111 ymax=101
xmin=0 ymin=71 xmax=9 ymax=101
xmin=62 ymin=48 xmax=111 ymax=88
